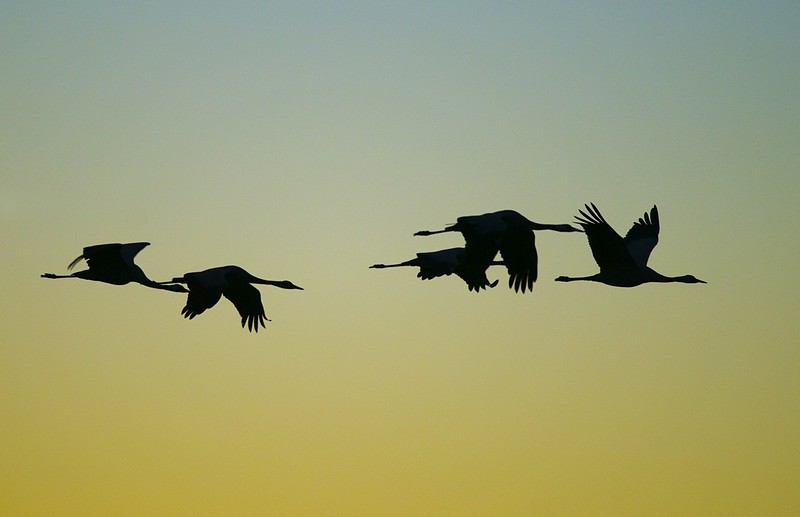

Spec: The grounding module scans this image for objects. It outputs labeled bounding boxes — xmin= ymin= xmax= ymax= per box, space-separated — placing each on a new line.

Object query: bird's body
xmin=370 ymin=247 xmax=502 ymax=291
xmin=415 ymin=210 xmax=580 ymax=293
xmin=162 ymin=265 xmax=303 ymax=332
xmin=41 ymin=242 xmax=187 ymax=293
xmin=555 ymin=203 xmax=705 ymax=287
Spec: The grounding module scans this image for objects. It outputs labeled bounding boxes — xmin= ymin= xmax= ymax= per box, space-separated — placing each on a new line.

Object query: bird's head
xmin=677 ymin=275 xmax=706 ymax=284
xmin=558 ymin=223 xmax=584 ymax=233
xmin=276 ymin=280 xmax=303 ymax=290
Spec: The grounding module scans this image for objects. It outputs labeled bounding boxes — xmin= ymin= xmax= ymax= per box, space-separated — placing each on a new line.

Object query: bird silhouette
xmin=370 ymin=247 xmax=503 ymax=291
xmin=414 ymin=210 xmax=581 ymax=293
xmin=41 ymin=242 xmax=187 ymax=293
xmin=161 ymin=265 xmax=303 ymax=332
xmin=555 ymin=203 xmax=706 ymax=287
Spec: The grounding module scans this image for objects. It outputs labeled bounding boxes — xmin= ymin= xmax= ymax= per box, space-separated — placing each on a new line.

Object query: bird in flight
xmin=414 ymin=210 xmax=581 ymax=293
xmin=160 ymin=265 xmax=303 ymax=332
xmin=41 ymin=242 xmax=187 ymax=293
xmin=555 ymin=203 xmax=706 ymax=287
xmin=370 ymin=247 xmax=502 ymax=291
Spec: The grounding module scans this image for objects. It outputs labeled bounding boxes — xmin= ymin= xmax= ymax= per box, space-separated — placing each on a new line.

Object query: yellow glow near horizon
xmin=2 ymin=3 xmax=799 ymax=515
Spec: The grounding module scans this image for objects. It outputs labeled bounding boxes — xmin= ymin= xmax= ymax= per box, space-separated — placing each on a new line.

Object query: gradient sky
xmin=2 ymin=2 xmax=799 ymax=515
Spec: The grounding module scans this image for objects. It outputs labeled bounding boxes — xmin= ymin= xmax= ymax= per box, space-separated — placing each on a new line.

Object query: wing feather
xmin=181 ymin=280 xmax=222 ymax=320
xmin=223 ymin=283 xmax=268 ymax=332
xmin=499 ymin=228 xmax=537 ymax=293
xmin=575 ymin=203 xmax=638 ymax=273
xmin=623 ymin=206 xmax=659 ymax=268
xmin=414 ymin=249 xmax=460 ymax=280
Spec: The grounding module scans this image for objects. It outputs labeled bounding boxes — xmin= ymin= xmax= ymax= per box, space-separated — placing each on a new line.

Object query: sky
xmin=2 ymin=2 xmax=799 ymax=515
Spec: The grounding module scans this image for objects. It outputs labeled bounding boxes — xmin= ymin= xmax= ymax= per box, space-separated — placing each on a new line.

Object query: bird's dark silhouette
xmin=160 ymin=265 xmax=303 ymax=332
xmin=370 ymin=247 xmax=503 ymax=291
xmin=555 ymin=203 xmax=706 ymax=287
xmin=414 ymin=210 xmax=581 ymax=293
xmin=41 ymin=242 xmax=187 ymax=293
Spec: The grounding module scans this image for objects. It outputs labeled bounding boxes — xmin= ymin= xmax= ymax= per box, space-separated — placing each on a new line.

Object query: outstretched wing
xmin=499 ymin=228 xmax=537 ymax=293
xmin=414 ymin=249 xmax=461 ymax=280
xmin=457 ymin=216 xmax=503 ymax=280
xmin=70 ymin=242 xmax=150 ymax=271
xmin=448 ymin=249 xmax=499 ymax=292
xmin=623 ymin=205 xmax=659 ymax=268
xmin=69 ymin=243 xmax=124 ymax=270
xmin=575 ymin=203 xmax=638 ymax=273
xmin=410 ymin=248 xmax=497 ymax=291
xmin=181 ymin=281 xmax=222 ymax=320
xmin=223 ymin=282 xmax=268 ymax=332
xmin=455 ymin=267 xmax=498 ymax=292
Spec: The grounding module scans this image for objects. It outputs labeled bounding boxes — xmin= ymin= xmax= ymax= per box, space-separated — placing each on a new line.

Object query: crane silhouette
xmin=414 ymin=210 xmax=581 ymax=293
xmin=41 ymin=242 xmax=187 ymax=293
xmin=555 ymin=203 xmax=706 ymax=287
xmin=370 ymin=247 xmax=503 ymax=291
xmin=160 ymin=265 xmax=303 ymax=332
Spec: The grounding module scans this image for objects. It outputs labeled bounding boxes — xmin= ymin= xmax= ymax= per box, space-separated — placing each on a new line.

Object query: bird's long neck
xmin=528 ymin=222 xmax=577 ymax=232
xmin=250 ymin=277 xmax=283 ymax=286
xmin=555 ymin=274 xmax=601 ymax=283
xmin=414 ymin=228 xmax=453 ymax=236
xmin=41 ymin=273 xmax=76 ymax=279
xmin=646 ymin=271 xmax=700 ymax=284
xmin=248 ymin=276 xmax=302 ymax=289
xmin=370 ymin=261 xmax=412 ymax=269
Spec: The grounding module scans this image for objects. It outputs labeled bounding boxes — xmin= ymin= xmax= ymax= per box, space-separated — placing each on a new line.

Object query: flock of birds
xmin=42 ymin=246 xmax=303 ymax=333
xmin=42 ymin=203 xmax=705 ymax=332
xmin=372 ymin=203 xmax=705 ymax=291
